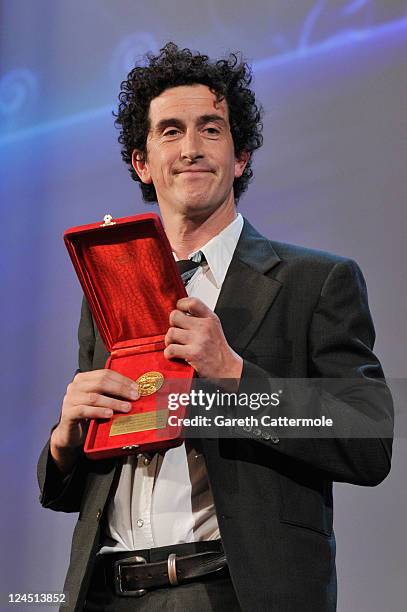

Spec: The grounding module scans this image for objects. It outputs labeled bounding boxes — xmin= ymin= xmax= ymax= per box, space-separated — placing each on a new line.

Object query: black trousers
xmin=84 ymin=543 xmax=242 ymax=612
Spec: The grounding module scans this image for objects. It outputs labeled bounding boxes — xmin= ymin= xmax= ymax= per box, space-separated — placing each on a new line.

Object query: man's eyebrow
xmin=196 ymin=114 xmax=227 ymax=127
xmin=153 ymin=118 xmax=185 ymax=133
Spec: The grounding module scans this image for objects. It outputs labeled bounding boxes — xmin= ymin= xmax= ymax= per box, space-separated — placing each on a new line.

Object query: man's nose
xmin=180 ymin=129 xmax=204 ymax=161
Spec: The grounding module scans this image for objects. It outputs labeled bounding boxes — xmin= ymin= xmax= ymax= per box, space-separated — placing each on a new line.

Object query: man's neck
xmin=161 ymin=198 xmax=238 ymax=259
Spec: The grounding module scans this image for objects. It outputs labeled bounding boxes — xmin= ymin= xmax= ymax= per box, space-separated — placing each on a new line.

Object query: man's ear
xmin=131 ymin=150 xmax=152 ymax=184
xmin=234 ymin=150 xmax=250 ymax=178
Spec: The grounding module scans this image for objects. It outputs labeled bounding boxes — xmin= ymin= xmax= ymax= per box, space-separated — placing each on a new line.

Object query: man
xmin=38 ymin=43 xmax=393 ymax=611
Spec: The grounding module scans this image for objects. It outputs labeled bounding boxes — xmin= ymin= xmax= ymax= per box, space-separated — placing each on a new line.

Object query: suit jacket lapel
xmin=95 ymin=218 xmax=281 ymax=363
xmin=215 ymin=218 xmax=282 ymax=353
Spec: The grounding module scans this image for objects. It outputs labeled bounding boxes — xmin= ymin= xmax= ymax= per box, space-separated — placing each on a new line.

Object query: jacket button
xmin=96 ymin=509 xmax=102 ymax=521
xmin=271 ymin=437 xmax=280 ymax=444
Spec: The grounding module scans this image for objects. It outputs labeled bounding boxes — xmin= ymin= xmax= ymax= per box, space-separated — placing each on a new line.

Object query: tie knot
xmin=176 ymin=252 xmax=206 ymax=286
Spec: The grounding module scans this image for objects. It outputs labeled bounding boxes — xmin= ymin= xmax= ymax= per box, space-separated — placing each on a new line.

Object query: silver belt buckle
xmin=167 ymin=553 xmax=179 ymax=586
xmin=114 ymin=555 xmax=147 ymax=597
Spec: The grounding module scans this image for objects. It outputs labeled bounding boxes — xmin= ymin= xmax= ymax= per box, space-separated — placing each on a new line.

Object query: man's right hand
xmin=50 ymin=370 xmax=139 ymax=474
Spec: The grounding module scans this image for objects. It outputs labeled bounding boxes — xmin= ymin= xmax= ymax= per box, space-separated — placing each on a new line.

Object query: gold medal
xmin=136 ymin=371 xmax=165 ymax=396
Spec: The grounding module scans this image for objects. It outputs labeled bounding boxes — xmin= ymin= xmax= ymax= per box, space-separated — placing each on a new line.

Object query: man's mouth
xmin=175 ymin=168 xmax=213 ymax=174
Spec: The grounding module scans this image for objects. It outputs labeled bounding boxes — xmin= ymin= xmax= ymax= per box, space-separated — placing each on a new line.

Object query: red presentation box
xmin=64 ymin=212 xmax=194 ymax=460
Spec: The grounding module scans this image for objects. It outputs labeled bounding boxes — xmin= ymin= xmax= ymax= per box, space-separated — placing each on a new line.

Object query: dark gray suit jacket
xmin=38 ymin=218 xmax=393 ymax=611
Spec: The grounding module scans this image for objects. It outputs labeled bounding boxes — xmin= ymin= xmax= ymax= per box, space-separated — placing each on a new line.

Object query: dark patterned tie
xmin=176 ymin=251 xmax=207 ymax=286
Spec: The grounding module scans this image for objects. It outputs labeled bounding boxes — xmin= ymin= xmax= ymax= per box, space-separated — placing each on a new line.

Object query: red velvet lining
xmin=84 ymin=349 xmax=192 ymax=457
xmin=65 ymin=215 xmax=186 ymax=351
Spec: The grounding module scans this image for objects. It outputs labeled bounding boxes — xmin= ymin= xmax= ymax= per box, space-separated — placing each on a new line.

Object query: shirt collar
xmin=187 ymin=213 xmax=244 ymax=288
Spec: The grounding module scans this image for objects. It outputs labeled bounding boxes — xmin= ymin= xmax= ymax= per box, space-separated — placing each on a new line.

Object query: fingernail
xmin=104 ymin=409 xmax=113 ymax=418
xmin=121 ymin=403 xmax=132 ymax=412
xmin=131 ymin=384 xmax=139 ymax=400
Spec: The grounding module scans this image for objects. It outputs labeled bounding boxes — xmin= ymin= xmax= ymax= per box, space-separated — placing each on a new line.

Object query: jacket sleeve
xmin=237 ymin=259 xmax=393 ymax=486
xmin=37 ymin=298 xmax=96 ymax=512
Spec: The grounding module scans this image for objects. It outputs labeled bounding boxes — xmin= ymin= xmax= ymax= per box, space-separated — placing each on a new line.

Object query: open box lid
xmin=64 ymin=213 xmax=186 ymax=352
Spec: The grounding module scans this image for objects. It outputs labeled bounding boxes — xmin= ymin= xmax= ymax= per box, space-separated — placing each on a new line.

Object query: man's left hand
xmin=164 ymin=297 xmax=243 ymax=380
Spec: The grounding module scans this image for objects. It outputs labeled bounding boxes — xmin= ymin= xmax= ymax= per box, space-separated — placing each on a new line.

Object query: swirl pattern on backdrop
xmin=0 ymin=68 xmax=38 ymax=116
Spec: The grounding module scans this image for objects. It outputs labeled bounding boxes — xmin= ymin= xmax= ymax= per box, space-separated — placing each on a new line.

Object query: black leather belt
xmin=94 ymin=540 xmax=228 ymax=597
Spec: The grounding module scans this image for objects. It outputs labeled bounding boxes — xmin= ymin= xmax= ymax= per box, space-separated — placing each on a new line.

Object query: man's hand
xmin=50 ymin=370 xmax=139 ymax=474
xmin=164 ymin=297 xmax=243 ymax=381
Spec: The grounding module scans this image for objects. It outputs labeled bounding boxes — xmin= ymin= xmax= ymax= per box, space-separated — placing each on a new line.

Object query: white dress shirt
xmin=99 ymin=213 xmax=244 ymax=553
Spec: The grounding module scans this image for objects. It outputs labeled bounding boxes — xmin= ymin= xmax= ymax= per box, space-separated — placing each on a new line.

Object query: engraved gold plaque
xmin=136 ymin=371 xmax=165 ymax=396
xmin=109 ymin=409 xmax=168 ymax=437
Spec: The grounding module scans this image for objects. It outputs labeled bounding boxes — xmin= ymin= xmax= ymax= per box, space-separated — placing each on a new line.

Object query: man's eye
xmin=163 ymin=129 xmax=181 ymax=137
xmin=204 ymin=127 xmax=220 ymax=136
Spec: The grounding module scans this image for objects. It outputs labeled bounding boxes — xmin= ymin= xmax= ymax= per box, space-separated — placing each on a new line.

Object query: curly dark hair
xmin=114 ymin=42 xmax=263 ymax=203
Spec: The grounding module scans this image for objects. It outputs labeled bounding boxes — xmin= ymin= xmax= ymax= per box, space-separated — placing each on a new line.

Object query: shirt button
xmin=137 ymin=519 xmax=144 ymax=528
xmin=142 ymin=457 xmax=150 ymax=466
xmin=96 ymin=509 xmax=102 ymax=521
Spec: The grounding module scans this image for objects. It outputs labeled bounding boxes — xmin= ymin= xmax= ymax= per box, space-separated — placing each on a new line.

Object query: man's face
xmin=132 ymin=84 xmax=248 ymax=219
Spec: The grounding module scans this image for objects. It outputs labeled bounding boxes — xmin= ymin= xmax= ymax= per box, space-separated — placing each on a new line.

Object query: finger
xmin=169 ymin=309 xmax=196 ymax=330
xmin=69 ymin=391 xmax=133 ymax=414
xmin=176 ymin=297 xmax=214 ymax=318
xmin=164 ymin=343 xmax=191 ymax=363
xmin=72 ymin=370 xmax=139 ymax=401
xmin=165 ymin=327 xmax=191 ymax=347
xmin=74 ymin=369 xmax=137 ymax=389
xmin=61 ymin=403 xmax=116 ymax=421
